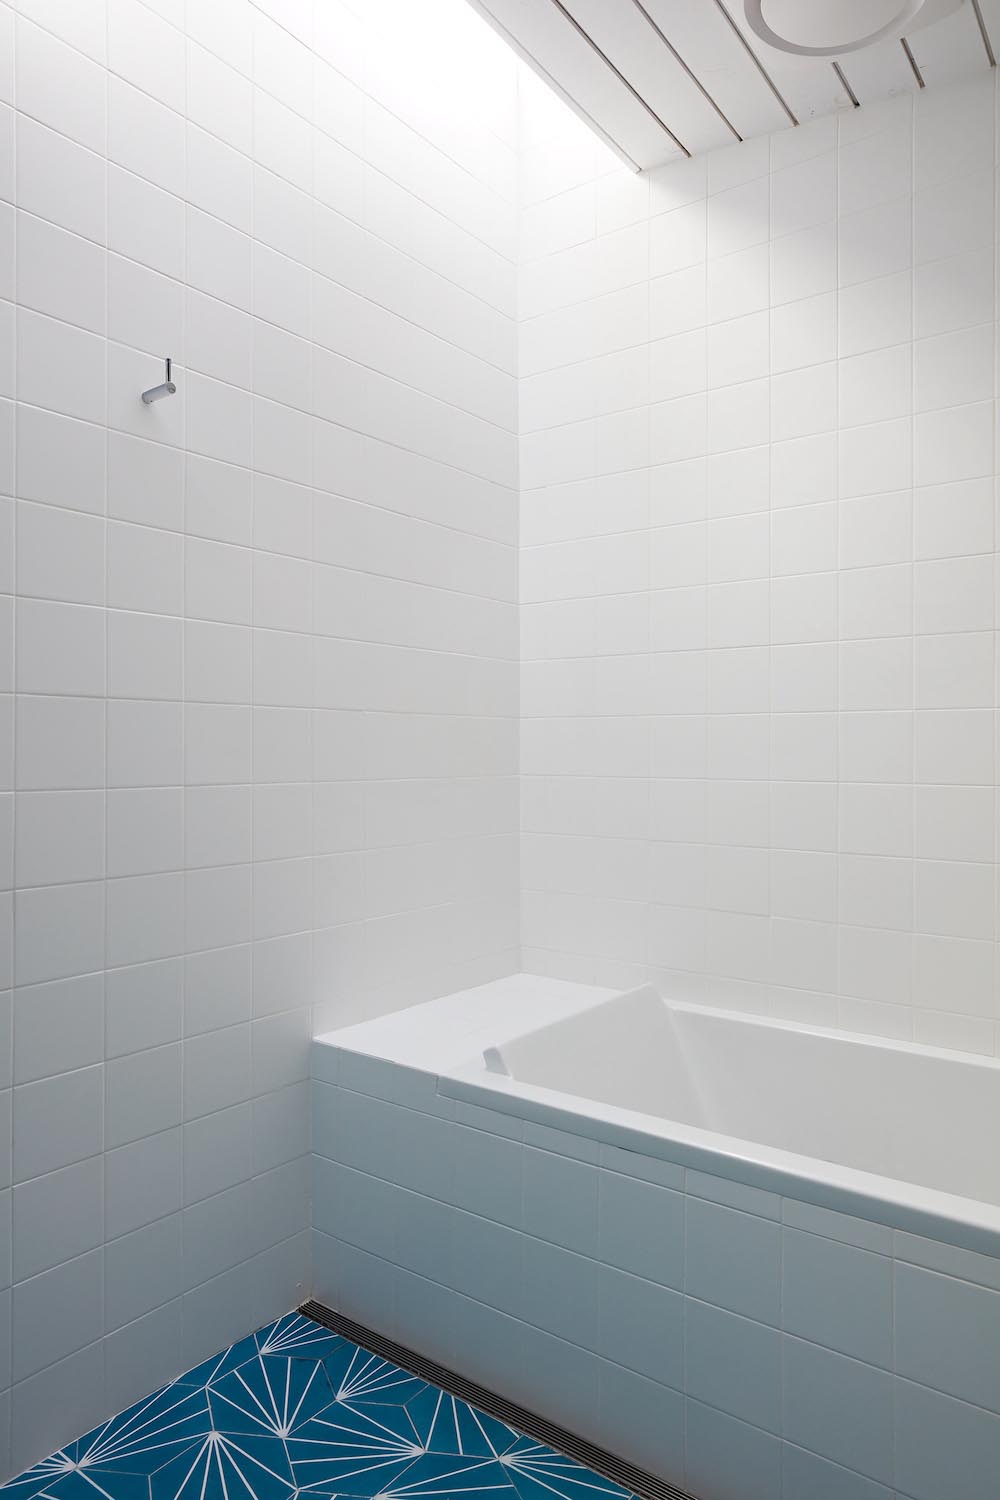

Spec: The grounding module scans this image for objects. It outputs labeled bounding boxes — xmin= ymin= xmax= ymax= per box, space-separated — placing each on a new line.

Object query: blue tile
xmin=500 ymin=1438 xmax=634 ymax=1500
xmin=321 ymin=1342 xmax=427 ymax=1408
xmin=0 ymin=1314 xmax=640 ymax=1500
xmin=361 ymin=1452 xmax=516 ymax=1499
xmin=288 ymin=1400 xmax=426 ymax=1496
xmin=253 ymin=1312 xmax=345 ymax=1363
xmin=209 ymin=1354 xmax=333 ymax=1436
xmin=175 ymin=1332 xmax=261 ymax=1388
xmin=404 ymin=1388 xmax=520 ymax=1458
xmin=3 ymin=1383 xmax=212 ymax=1500
xmin=149 ymin=1432 xmax=296 ymax=1500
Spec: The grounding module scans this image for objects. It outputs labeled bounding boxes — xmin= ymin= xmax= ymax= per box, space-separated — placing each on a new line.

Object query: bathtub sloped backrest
xmin=485 ymin=985 xmax=706 ymax=1122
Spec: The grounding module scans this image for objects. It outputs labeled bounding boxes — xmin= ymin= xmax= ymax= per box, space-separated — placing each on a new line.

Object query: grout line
xmin=10 ymin=98 xmax=520 ymax=324
xmin=100 ymin=0 xmax=111 ymax=1324
xmin=8 ymin=0 xmax=19 ymax=1306
xmin=833 ymin=100 xmax=843 ymax=1034
xmin=908 ymin=91 xmax=918 ymax=1043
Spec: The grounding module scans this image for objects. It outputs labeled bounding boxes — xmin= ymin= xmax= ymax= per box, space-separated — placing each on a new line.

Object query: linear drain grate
xmin=299 ymin=1300 xmax=700 ymax=1500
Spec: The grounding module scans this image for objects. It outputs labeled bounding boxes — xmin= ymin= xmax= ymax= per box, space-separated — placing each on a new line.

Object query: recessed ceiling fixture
xmin=743 ymin=0 xmax=963 ymax=56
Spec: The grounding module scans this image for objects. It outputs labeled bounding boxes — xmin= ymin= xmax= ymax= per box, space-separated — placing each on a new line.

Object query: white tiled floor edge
xmin=311 ymin=1030 xmax=1000 ymax=1500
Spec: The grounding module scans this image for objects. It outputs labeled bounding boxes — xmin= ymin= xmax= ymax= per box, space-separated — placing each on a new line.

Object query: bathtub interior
xmin=483 ymin=986 xmax=1000 ymax=1210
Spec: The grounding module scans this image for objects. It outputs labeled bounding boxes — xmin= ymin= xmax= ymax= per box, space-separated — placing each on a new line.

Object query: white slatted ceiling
xmin=699 ymin=2 xmax=853 ymax=124
xmin=467 ymin=0 xmax=998 ymax=171
xmin=835 ymin=38 xmax=916 ymax=102
xmin=640 ymin=0 xmax=790 ymax=140
xmin=559 ymin=0 xmax=738 ymax=154
xmin=907 ymin=4 xmax=988 ymax=82
xmin=466 ymin=0 xmax=683 ymax=167
xmin=974 ymin=0 xmax=1000 ymax=61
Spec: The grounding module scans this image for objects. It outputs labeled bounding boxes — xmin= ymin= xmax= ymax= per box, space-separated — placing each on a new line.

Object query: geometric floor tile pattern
xmin=0 ymin=1313 xmax=641 ymax=1500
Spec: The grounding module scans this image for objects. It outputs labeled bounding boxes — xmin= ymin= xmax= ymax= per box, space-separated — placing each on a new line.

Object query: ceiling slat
xmin=836 ymin=37 xmax=920 ymax=102
xmin=708 ymin=0 xmax=854 ymax=122
xmin=466 ymin=0 xmax=684 ymax=168
xmin=906 ymin=4 xmax=989 ymax=84
xmin=558 ymin=0 xmax=739 ymax=156
xmin=465 ymin=0 xmax=999 ymax=176
xmin=640 ymin=0 xmax=791 ymax=142
xmin=970 ymin=0 xmax=999 ymax=62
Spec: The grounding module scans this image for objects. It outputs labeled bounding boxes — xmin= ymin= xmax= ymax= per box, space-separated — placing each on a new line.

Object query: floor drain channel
xmin=299 ymin=1299 xmax=700 ymax=1500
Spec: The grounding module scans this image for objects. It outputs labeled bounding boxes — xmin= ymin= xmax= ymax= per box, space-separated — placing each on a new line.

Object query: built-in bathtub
xmin=312 ymin=974 xmax=1000 ymax=1500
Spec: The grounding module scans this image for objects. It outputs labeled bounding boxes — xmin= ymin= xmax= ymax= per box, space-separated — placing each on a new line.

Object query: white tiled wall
xmin=313 ymin=1056 xmax=1000 ymax=1500
xmin=517 ymin=68 xmax=1000 ymax=1056
xmin=0 ymin=0 xmax=518 ymax=1473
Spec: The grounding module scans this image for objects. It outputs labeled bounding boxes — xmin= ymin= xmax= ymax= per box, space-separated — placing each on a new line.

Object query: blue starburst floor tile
xmin=0 ymin=1312 xmax=639 ymax=1500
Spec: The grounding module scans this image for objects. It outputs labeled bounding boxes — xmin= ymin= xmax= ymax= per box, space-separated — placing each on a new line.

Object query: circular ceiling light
xmin=743 ymin=0 xmax=957 ymax=56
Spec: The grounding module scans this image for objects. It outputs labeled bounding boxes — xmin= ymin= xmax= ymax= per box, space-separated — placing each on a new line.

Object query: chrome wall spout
xmin=141 ymin=357 xmax=177 ymax=404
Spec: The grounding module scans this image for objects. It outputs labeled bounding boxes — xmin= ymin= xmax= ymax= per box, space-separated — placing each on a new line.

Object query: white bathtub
xmin=460 ymin=983 xmax=1000 ymax=1259
xmin=312 ymin=974 xmax=1000 ymax=1500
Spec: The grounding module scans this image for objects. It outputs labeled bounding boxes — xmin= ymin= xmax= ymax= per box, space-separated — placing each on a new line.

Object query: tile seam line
xmin=239 ymin=0 xmax=524 ymax=173
xmin=30 ymin=6 xmax=524 ymax=266
xmin=10 ymin=440 xmax=520 ymax=556
xmin=133 ymin=354 xmax=522 ymax=469
xmin=518 ymin=316 xmax=990 ymax=381
xmin=6 ymin=1231 xmax=310 ymax=1392
xmin=6 ymin=118 xmax=521 ymax=333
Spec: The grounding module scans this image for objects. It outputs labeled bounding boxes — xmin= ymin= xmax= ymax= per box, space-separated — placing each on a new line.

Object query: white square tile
xmin=15 ymin=16 xmax=106 ymax=152
xmin=13 ymin=973 xmax=103 ymax=1087
xmin=16 ymin=406 xmax=106 ymax=517
xmin=16 ymin=213 xmax=105 ymax=334
xmin=15 ymin=116 xmax=104 ymax=243
xmin=896 ymin=1261 xmax=1000 ymax=1414
xmin=12 ymin=1156 xmax=103 ymax=1284
xmin=17 ymin=309 xmax=105 ymax=426
xmin=839 ymin=269 xmax=911 ymax=357
xmin=12 ymin=1064 xmax=103 ymax=1182
xmin=15 ymin=791 xmax=104 ymax=886
xmin=783 ymin=1228 xmax=891 ymax=1366
xmin=107 ymin=612 xmax=182 ymax=701
xmin=106 ymin=957 xmax=182 ymax=1060
xmin=685 ymin=1297 xmax=780 ymax=1433
xmin=15 ymin=697 xmax=105 ymax=792
xmin=782 ymin=1337 xmax=892 ymax=1485
xmin=106 ymin=1042 xmax=182 ymax=1148
xmin=895 ymin=1378 xmax=1000 ymax=1500
xmin=781 ymin=1443 xmax=892 ymax=1500
xmin=597 ymin=1265 xmax=683 ymax=1386
xmin=107 ymin=789 xmax=183 ymax=878
xmin=107 ymin=523 xmax=183 ymax=617
xmin=686 ymin=1399 xmax=780 ymax=1500
xmin=839 ymin=196 xmax=911 ymax=289
xmin=686 ymin=1196 xmax=779 ymax=1324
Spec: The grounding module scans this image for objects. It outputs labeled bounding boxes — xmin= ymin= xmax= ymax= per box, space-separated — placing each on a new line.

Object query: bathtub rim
xmin=433 ymin=994 xmax=1000 ymax=1261
xmin=438 ymin=1056 xmax=1000 ymax=1260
